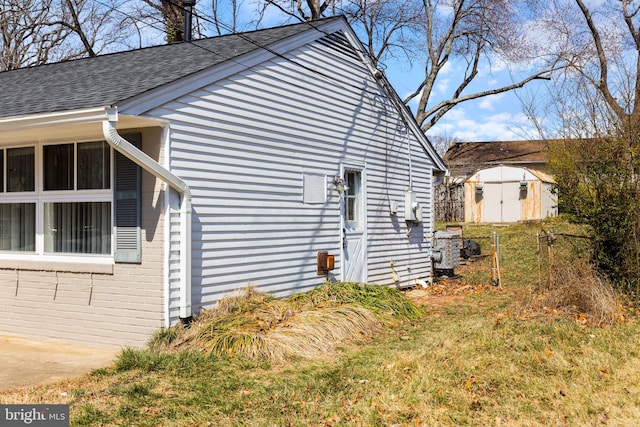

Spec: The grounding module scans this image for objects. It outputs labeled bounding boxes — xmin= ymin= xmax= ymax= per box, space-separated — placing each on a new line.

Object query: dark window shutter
xmin=114 ymin=133 xmax=142 ymax=263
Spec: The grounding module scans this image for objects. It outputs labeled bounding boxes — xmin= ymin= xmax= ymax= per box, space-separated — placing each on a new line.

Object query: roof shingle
xmin=0 ymin=18 xmax=335 ymax=118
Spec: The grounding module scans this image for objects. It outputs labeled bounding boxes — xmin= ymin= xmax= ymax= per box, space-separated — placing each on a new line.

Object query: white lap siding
xmin=156 ymin=32 xmax=435 ymax=320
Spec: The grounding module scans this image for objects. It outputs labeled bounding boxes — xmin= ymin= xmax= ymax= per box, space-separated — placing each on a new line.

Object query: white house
xmin=0 ymin=17 xmax=445 ymax=347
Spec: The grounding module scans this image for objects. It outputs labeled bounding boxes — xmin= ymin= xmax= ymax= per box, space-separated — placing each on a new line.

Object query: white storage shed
xmin=464 ymin=165 xmax=557 ymax=223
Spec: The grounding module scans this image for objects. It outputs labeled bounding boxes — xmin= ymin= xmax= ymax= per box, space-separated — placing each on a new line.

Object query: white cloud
xmin=405 ymin=93 xmax=420 ymax=112
xmin=426 ymin=103 xmax=539 ymax=142
xmin=433 ymin=62 xmax=455 ymax=94
xmin=436 ymin=77 xmax=451 ymax=94
xmin=477 ymin=93 xmax=505 ymax=111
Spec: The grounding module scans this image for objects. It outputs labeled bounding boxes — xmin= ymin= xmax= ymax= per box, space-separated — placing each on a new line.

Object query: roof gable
xmin=0 ymin=17 xmax=341 ymax=119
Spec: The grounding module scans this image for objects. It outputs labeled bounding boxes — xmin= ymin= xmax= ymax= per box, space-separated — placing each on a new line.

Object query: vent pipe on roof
xmin=183 ymin=0 xmax=196 ymax=42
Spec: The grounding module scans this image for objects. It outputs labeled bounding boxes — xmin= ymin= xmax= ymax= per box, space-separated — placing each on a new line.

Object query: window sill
xmin=0 ymin=257 xmax=114 ymax=274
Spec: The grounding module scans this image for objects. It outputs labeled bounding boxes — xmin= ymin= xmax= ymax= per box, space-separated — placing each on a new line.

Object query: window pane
xmin=44 ymin=202 xmax=111 ymax=254
xmin=7 ymin=147 xmax=34 ymax=192
xmin=0 ymin=203 xmax=35 ymax=251
xmin=346 ymin=171 xmax=357 ymax=196
xmin=347 ymin=197 xmax=356 ymax=221
xmin=44 ymin=144 xmax=74 ymax=190
xmin=78 ymin=141 xmax=110 ymax=190
xmin=343 ymin=170 xmax=362 ymax=230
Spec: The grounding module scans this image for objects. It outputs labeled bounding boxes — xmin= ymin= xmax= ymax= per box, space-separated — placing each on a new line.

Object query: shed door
xmin=482 ymin=182 xmax=521 ymax=222
xmin=501 ymin=182 xmax=522 ymax=222
xmin=342 ymin=167 xmax=366 ymax=282
xmin=482 ymin=183 xmax=502 ymax=222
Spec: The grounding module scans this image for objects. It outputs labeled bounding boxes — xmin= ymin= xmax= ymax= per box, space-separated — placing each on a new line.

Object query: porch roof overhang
xmin=0 ymin=106 xmax=162 ymax=144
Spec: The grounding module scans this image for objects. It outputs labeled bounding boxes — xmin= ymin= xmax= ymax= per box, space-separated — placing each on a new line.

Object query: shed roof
xmin=467 ymin=165 xmax=555 ymax=184
xmin=0 ymin=17 xmax=340 ymax=119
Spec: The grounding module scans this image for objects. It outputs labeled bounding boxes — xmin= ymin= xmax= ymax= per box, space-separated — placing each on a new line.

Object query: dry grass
xmin=151 ymin=283 xmax=419 ymax=363
xmin=514 ymin=257 xmax=624 ymax=326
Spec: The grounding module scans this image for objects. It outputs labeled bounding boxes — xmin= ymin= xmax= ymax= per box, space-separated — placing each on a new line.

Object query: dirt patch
xmin=0 ymin=335 xmax=118 ymax=393
xmin=405 ymin=278 xmax=499 ymax=311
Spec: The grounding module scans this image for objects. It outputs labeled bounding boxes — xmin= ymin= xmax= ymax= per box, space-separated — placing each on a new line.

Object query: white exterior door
xmin=341 ymin=165 xmax=366 ymax=282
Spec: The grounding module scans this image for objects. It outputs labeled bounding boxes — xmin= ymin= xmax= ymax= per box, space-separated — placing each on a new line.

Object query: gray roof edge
xmin=118 ymin=17 xmax=352 ymax=115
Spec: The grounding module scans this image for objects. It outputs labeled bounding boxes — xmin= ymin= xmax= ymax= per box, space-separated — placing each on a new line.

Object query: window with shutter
xmin=0 ymin=141 xmax=114 ymax=257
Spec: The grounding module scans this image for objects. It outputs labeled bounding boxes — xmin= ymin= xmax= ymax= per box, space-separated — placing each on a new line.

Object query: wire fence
xmin=536 ymin=230 xmax=555 ymax=289
xmin=536 ymin=230 xmax=592 ymax=289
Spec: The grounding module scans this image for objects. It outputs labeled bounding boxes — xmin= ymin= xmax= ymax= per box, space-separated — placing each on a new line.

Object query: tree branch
xmin=421 ymin=69 xmax=556 ymax=132
xmin=575 ymin=0 xmax=626 ymax=121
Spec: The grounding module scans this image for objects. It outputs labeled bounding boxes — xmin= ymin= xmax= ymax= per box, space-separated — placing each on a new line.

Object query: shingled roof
xmin=443 ymin=140 xmax=550 ymax=176
xmin=0 ymin=17 xmax=339 ymax=119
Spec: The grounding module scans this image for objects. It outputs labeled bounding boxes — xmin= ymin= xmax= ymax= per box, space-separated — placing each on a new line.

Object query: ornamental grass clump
xmin=155 ymin=283 xmax=423 ymax=364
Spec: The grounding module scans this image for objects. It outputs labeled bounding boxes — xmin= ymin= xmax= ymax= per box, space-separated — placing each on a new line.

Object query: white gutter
xmin=102 ymin=107 xmax=192 ymax=320
xmin=0 ymin=107 xmax=111 ymax=131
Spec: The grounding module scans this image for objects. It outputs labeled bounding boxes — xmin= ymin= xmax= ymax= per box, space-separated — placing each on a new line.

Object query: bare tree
xmin=257 ymin=0 xmax=566 ymax=133
xmin=529 ymin=0 xmax=640 ymax=138
xmin=399 ymin=0 xmax=565 ymax=133
xmin=212 ymin=0 xmax=239 ymax=35
xmin=259 ymin=0 xmax=335 ymax=22
xmin=429 ymin=135 xmax=460 ymax=157
xmin=1 ymin=0 xmax=63 ymax=70
xmin=135 ymin=0 xmax=207 ymax=42
xmin=573 ymin=0 xmax=639 ymax=134
xmin=0 ymin=0 xmax=132 ymax=71
xmin=341 ymin=0 xmax=423 ymax=68
xmin=139 ymin=0 xmax=184 ymax=42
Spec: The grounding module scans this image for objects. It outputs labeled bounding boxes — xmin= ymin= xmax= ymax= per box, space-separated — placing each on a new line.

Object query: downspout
xmin=102 ymin=107 xmax=192 ymax=322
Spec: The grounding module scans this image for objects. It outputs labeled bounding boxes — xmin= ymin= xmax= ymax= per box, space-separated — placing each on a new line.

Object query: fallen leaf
xmin=576 ymin=313 xmax=587 ymax=324
xmin=465 ymin=376 xmax=477 ymax=389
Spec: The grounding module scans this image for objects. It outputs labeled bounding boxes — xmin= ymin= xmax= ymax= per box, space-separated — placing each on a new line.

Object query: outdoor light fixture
xmin=333 ymin=176 xmax=346 ymax=194
xmin=520 ymin=174 xmax=528 ymax=192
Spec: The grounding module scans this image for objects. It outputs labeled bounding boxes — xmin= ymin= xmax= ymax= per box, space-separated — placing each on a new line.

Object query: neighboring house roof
xmin=443 ymin=140 xmax=549 ymax=176
xmin=0 ymin=17 xmax=334 ymax=118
